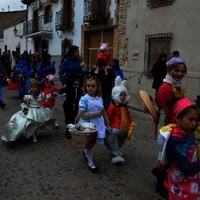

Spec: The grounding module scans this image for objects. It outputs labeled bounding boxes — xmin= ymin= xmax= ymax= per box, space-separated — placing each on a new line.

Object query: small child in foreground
xmin=104 ymin=76 xmax=134 ymax=164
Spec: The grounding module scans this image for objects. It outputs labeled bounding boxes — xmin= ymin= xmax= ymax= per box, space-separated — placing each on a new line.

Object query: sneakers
xmin=111 ymin=156 xmax=124 ymax=165
xmin=55 ymin=123 xmax=59 ymax=129
xmin=32 ymin=133 xmax=37 ymax=143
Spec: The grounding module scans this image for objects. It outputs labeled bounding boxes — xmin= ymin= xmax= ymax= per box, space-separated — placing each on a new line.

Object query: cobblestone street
xmin=0 ymin=85 xmax=165 ymax=200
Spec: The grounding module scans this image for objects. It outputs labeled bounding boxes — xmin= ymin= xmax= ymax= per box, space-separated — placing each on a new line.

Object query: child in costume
xmin=1 ymin=80 xmax=55 ymax=143
xmin=40 ymin=75 xmax=59 ymax=129
xmin=151 ymin=56 xmax=187 ymax=199
xmin=97 ymin=42 xmax=113 ymax=67
xmin=63 ymin=74 xmax=83 ymax=139
xmin=104 ymin=76 xmax=134 ymax=164
xmin=77 ymin=76 xmax=109 ymax=173
xmin=158 ymin=98 xmax=200 ymax=199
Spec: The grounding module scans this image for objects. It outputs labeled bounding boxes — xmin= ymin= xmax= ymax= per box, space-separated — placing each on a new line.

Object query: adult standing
xmin=112 ymin=58 xmax=126 ymax=84
xmin=91 ymin=59 xmax=115 ymax=110
xmin=15 ymin=51 xmax=33 ymax=99
xmin=0 ymin=56 xmax=7 ymax=108
xmin=37 ymin=53 xmax=55 ymax=82
xmin=59 ymin=45 xmax=88 ymax=88
xmin=172 ymin=50 xmax=180 ymax=57
xmin=10 ymin=51 xmax=17 ymax=72
xmin=151 ymin=53 xmax=167 ymax=94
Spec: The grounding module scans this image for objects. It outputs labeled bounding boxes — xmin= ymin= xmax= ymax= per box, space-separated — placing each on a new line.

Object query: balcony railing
xmin=83 ymin=11 xmax=109 ymax=23
xmin=23 ymin=15 xmax=52 ymax=37
xmin=83 ymin=0 xmax=108 ymax=23
xmin=55 ymin=8 xmax=74 ymax=30
xmin=147 ymin=0 xmax=174 ymax=8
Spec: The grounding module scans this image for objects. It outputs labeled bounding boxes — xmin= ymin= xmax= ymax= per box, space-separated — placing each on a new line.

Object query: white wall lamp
xmin=13 ymin=27 xmax=23 ymax=39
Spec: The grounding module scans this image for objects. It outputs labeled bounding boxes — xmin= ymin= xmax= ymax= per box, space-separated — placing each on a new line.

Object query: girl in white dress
xmin=1 ymin=80 xmax=55 ymax=143
xmin=77 ymin=76 xmax=109 ymax=173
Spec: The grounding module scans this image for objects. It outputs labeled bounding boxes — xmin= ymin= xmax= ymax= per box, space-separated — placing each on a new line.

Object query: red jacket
xmin=41 ymin=86 xmax=57 ymax=107
xmin=156 ymin=83 xmax=183 ymax=124
xmin=98 ymin=52 xmax=113 ymax=67
xmin=106 ymin=103 xmax=132 ymax=131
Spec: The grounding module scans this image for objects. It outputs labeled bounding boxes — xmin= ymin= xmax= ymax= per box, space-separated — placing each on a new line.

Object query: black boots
xmin=151 ymin=167 xmax=168 ymax=199
xmin=0 ymin=101 xmax=6 ymax=109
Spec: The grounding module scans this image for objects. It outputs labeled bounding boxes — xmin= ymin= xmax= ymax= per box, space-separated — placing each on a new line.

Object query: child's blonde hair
xmin=83 ymin=76 xmax=102 ymax=97
xmin=30 ymin=80 xmax=40 ymax=95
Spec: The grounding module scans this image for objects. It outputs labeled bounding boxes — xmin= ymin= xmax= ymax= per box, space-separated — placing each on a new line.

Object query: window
xmin=44 ymin=5 xmax=52 ymax=24
xmin=147 ymin=0 xmax=174 ymax=8
xmin=144 ymin=33 xmax=173 ymax=76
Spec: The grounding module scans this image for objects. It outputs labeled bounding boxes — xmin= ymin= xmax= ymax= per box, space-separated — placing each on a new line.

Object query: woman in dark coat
xmin=151 ymin=53 xmax=167 ymax=94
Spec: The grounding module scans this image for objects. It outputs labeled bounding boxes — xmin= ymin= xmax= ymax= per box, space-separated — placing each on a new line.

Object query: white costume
xmin=1 ymin=93 xmax=55 ymax=142
xmin=104 ymin=76 xmax=133 ymax=164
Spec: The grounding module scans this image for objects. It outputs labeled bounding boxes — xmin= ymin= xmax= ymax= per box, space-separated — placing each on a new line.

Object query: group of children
xmin=148 ymin=55 xmax=200 ymax=200
xmin=1 ymin=70 xmax=134 ymax=172
xmin=2 ymin=75 xmax=59 ymax=143
xmin=2 ymin=47 xmax=200 ymax=198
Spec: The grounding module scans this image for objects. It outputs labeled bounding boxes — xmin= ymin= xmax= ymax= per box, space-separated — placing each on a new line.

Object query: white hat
xmin=112 ymin=76 xmax=130 ymax=103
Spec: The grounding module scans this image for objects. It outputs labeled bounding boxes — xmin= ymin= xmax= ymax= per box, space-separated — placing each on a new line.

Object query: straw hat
xmin=138 ymin=90 xmax=158 ymax=121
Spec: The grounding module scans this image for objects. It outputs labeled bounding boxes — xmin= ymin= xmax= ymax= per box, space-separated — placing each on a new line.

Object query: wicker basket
xmin=69 ymin=123 xmax=97 ymax=149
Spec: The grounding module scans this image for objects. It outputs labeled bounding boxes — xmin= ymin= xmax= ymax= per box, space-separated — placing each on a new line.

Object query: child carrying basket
xmin=73 ymin=76 xmax=109 ymax=173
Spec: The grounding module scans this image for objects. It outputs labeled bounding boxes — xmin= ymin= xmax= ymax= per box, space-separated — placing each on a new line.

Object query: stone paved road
xmin=0 ymin=86 xmax=165 ymax=200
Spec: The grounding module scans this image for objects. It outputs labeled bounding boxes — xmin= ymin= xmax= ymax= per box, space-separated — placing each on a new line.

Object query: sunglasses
xmin=120 ymin=93 xmax=127 ymax=96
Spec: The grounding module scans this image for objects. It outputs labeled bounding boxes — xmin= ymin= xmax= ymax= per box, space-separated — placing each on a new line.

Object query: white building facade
xmin=22 ymin=0 xmax=200 ymax=100
xmin=3 ymin=22 xmax=27 ymax=55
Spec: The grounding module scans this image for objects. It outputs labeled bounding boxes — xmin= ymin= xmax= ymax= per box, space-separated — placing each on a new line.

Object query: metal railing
xmin=83 ymin=0 xmax=108 ymax=23
xmin=23 ymin=15 xmax=52 ymax=36
xmin=55 ymin=8 xmax=74 ymax=30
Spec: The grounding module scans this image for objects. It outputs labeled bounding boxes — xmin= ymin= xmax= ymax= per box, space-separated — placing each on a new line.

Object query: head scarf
xmin=166 ymin=57 xmax=186 ymax=68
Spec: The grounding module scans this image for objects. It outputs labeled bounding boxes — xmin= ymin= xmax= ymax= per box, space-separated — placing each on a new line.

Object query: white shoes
xmin=32 ymin=133 xmax=37 ymax=143
xmin=55 ymin=122 xmax=59 ymax=129
xmin=111 ymin=156 xmax=124 ymax=164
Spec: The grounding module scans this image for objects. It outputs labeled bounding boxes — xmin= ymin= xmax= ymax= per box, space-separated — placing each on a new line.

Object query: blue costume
xmin=59 ymin=57 xmax=88 ymax=85
xmin=15 ymin=52 xmax=33 ymax=99
xmin=112 ymin=59 xmax=126 ymax=85
xmin=37 ymin=54 xmax=55 ymax=82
